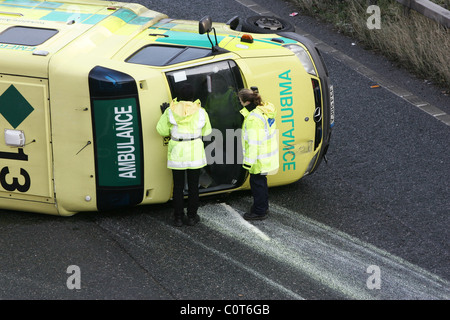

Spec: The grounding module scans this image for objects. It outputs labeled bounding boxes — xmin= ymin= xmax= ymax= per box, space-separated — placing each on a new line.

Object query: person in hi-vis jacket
xmin=157 ymin=84 xmax=212 ymax=227
xmin=238 ymin=87 xmax=279 ymax=220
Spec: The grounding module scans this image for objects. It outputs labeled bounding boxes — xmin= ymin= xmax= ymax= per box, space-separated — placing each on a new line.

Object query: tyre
xmin=241 ymin=16 xmax=295 ymax=33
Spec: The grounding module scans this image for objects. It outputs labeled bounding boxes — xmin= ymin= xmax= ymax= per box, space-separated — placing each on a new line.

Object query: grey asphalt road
xmin=0 ymin=0 xmax=448 ymax=305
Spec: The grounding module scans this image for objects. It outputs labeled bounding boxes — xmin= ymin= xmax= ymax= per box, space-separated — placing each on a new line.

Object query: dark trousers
xmin=172 ymin=169 xmax=200 ymax=217
xmin=250 ymin=173 xmax=268 ymax=215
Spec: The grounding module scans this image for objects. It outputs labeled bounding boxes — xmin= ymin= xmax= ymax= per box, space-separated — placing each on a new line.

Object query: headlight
xmin=284 ymin=44 xmax=317 ymax=76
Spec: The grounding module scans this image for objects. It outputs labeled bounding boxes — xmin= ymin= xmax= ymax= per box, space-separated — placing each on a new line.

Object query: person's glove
xmin=160 ymin=102 xmax=170 ymax=114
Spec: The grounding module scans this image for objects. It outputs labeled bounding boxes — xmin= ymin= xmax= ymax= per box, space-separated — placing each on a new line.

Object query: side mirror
xmin=199 ymin=16 xmax=212 ymax=34
xmin=226 ymin=16 xmax=239 ymax=30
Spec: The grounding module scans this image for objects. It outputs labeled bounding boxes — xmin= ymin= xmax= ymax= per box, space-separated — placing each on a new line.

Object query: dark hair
xmin=238 ymin=88 xmax=262 ymax=106
xmin=178 ymin=83 xmax=194 ymax=101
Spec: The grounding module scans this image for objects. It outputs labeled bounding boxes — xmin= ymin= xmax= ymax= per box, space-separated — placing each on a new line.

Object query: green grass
xmin=288 ymin=0 xmax=450 ymax=90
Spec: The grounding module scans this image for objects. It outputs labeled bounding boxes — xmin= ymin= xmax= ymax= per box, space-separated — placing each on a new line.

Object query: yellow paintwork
xmin=0 ymin=0 xmax=326 ymax=215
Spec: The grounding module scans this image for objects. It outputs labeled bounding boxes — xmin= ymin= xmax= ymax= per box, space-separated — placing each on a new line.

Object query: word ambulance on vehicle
xmin=0 ymin=0 xmax=334 ymax=215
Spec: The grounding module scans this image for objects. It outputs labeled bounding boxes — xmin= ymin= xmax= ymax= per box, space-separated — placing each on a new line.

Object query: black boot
xmin=186 ymin=213 xmax=200 ymax=226
xmin=173 ymin=212 xmax=184 ymax=227
xmin=243 ymin=205 xmax=268 ymax=220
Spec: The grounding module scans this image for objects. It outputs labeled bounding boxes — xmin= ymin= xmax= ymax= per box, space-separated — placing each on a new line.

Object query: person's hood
xmin=257 ymin=102 xmax=276 ymax=119
xmin=170 ymin=98 xmax=201 ymax=123
xmin=240 ymin=102 xmax=276 ymax=119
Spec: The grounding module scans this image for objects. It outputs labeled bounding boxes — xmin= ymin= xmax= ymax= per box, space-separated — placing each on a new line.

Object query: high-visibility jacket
xmin=157 ymin=98 xmax=212 ymax=170
xmin=240 ymin=102 xmax=279 ymax=175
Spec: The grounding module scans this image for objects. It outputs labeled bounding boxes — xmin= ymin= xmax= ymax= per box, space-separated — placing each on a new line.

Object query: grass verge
xmin=288 ymin=0 xmax=450 ymax=91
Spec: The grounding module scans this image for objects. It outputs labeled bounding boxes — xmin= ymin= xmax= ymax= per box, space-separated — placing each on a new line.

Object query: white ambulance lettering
xmin=114 ymin=106 xmax=136 ymax=179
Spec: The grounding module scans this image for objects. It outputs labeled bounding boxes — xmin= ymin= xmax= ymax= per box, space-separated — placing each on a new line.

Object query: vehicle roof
xmin=0 ymin=0 xmax=168 ymax=75
xmin=0 ymin=0 xmax=169 ymax=43
xmin=0 ymin=0 xmax=296 ymax=77
xmin=0 ymin=0 xmax=164 ymax=27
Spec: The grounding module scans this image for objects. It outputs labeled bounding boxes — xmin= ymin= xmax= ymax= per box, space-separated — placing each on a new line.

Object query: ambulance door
xmin=0 ymin=75 xmax=54 ymax=208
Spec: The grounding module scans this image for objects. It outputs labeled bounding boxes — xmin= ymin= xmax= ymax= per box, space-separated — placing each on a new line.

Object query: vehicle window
xmin=126 ymin=45 xmax=211 ymax=66
xmin=166 ymin=60 xmax=243 ymax=122
xmin=0 ymin=26 xmax=58 ymax=46
xmin=166 ymin=60 xmax=247 ymax=190
xmin=170 ymin=47 xmax=212 ymax=65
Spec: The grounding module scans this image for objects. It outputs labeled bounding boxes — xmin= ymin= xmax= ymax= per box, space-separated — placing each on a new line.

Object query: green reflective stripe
xmin=3 ymin=0 xmax=44 ymax=7
xmin=156 ymin=30 xmax=224 ymax=48
xmin=36 ymin=1 xmax=62 ymax=9
xmin=111 ymin=8 xmax=136 ymax=23
xmin=36 ymin=7 xmax=148 ymax=25
xmin=40 ymin=11 xmax=92 ymax=22
xmin=83 ymin=14 xmax=107 ymax=24
xmin=110 ymin=9 xmax=154 ymax=25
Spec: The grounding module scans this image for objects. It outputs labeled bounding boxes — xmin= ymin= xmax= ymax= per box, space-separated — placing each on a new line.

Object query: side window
xmin=0 ymin=26 xmax=58 ymax=46
xmin=126 ymin=45 xmax=212 ymax=67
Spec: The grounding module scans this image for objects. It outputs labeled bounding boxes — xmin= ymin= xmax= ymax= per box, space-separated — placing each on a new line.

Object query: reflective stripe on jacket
xmin=156 ymin=98 xmax=212 ymax=170
xmin=240 ymin=102 xmax=279 ymax=175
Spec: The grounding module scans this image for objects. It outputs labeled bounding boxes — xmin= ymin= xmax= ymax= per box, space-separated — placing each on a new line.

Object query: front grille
xmin=312 ymin=78 xmax=322 ymax=150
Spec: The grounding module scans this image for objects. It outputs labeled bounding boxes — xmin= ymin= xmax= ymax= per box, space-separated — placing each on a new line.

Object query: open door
xmin=165 ymin=60 xmax=247 ymax=193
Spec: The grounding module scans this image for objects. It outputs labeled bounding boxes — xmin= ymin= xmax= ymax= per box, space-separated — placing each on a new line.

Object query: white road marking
xmin=220 ymin=203 xmax=271 ymax=241
xmin=95 ymin=201 xmax=448 ymax=299
xmin=198 ymin=201 xmax=450 ymax=300
xmin=170 ymin=226 xmax=305 ymax=300
xmin=99 ymin=214 xmax=304 ymax=300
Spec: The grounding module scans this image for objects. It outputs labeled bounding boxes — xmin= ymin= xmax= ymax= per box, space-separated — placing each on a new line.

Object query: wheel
xmin=241 ymin=16 xmax=295 ymax=33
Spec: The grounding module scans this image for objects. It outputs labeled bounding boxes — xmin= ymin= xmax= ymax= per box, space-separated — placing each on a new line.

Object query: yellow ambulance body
xmin=0 ymin=0 xmax=333 ymax=215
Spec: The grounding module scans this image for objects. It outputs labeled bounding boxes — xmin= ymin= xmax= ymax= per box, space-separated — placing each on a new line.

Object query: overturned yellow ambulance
xmin=0 ymin=0 xmax=334 ymax=215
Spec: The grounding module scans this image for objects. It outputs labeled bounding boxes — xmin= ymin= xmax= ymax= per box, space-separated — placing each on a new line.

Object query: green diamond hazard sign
xmin=0 ymin=85 xmax=34 ymax=128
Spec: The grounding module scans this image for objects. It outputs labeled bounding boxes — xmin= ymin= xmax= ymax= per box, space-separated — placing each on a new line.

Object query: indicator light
xmin=240 ymin=34 xmax=253 ymax=43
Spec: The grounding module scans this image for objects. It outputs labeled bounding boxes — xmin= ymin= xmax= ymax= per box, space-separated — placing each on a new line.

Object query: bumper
xmin=279 ymin=32 xmax=333 ymax=174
